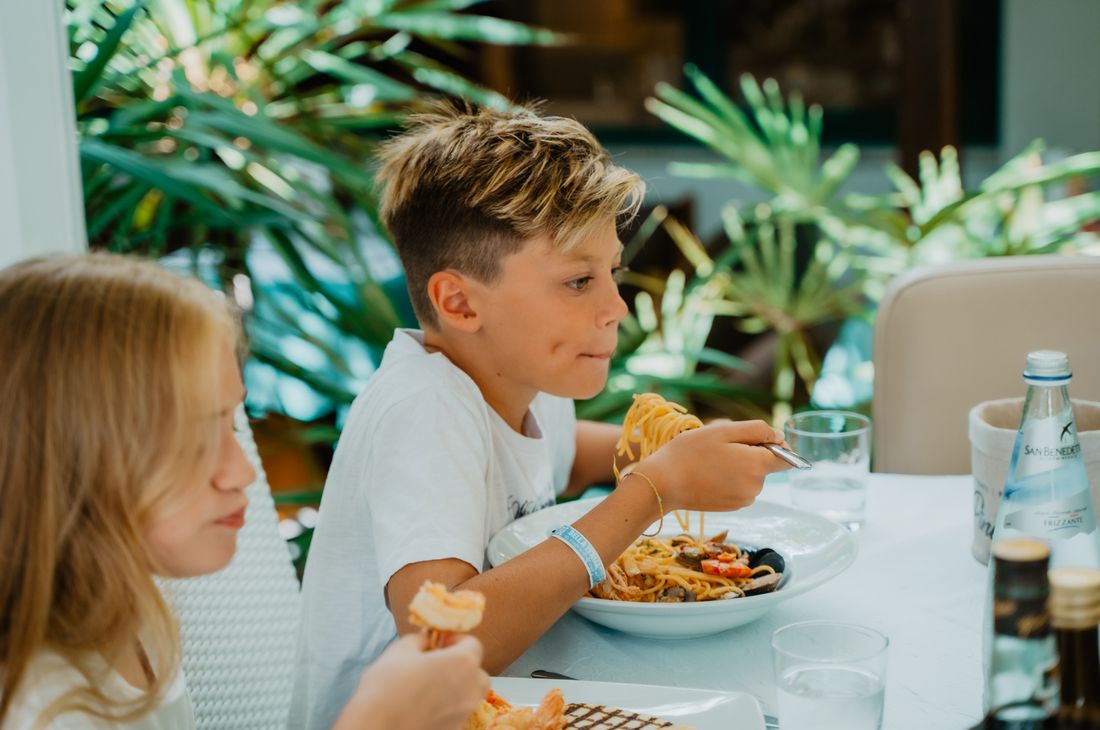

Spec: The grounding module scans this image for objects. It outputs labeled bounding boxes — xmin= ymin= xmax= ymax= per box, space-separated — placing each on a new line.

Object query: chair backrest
xmin=872 ymin=255 xmax=1100 ymax=475
xmin=159 ymin=409 xmax=301 ymax=730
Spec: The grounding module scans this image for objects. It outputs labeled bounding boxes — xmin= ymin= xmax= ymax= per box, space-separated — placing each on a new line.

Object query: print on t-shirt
xmin=509 ymin=493 xmax=557 ymax=521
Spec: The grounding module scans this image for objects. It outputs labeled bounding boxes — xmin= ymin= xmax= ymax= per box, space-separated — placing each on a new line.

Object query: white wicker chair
xmin=160 ymin=409 xmax=302 ymax=730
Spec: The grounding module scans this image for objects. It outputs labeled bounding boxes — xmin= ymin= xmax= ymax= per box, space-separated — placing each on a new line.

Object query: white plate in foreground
xmin=487 ymin=498 xmax=857 ymax=639
xmin=491 ymin=676 xmax=764 ymax=730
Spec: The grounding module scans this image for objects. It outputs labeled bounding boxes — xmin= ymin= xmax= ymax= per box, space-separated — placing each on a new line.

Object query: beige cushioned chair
xmin=872 ymin=255 xmax=1100 ymax=475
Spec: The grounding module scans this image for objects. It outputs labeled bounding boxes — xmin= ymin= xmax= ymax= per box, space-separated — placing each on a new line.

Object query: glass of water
xmin=784 ymin=410 xmax=872 ymax=530
xmin=772 ymin=620 xmax=889 ymax=730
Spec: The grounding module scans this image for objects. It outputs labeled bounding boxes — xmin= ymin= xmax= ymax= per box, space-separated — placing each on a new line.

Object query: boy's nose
xmin=600 ymin=287 xmax=629 ymax=328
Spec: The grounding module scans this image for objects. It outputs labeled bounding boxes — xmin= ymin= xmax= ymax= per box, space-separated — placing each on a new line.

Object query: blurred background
xmin=2 ymin=0 xmax=1098 ymax=571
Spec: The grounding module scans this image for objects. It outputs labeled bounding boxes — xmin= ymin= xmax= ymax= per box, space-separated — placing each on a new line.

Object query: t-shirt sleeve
xmin=363 ymin=388 xmax=491 ymax=587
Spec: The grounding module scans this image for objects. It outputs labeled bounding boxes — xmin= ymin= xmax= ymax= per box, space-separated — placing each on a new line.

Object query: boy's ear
xmin=426 ymin=270 xmax=480 ymax=333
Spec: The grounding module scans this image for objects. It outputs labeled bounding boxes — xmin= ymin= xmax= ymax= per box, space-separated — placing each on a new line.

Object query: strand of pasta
xmin=615 ymin=393 xmax=704 ymax=537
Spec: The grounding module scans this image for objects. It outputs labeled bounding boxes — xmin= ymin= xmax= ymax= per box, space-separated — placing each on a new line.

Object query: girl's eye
xmin=566 ymin=276 xmax=593 ymax=292
xmin=612 ymin=266 xmax=629 ymax=283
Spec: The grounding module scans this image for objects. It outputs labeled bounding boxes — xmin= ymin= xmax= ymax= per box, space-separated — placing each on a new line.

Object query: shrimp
xmin=487 ymin=689 xmax=565 ymax=730
xmin=407 ymin=581 xmax=486 ymax=649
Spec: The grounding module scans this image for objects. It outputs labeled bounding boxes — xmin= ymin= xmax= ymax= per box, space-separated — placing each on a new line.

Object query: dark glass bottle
xmin=973 ymin=539 xmax=1059 ymax=730
xmin=1050 ymin=567 xmax=1100 ymax=730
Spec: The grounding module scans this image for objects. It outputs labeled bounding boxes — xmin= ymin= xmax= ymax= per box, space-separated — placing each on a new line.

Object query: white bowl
xmin=487 ymin=498 xmax=857 ymax=639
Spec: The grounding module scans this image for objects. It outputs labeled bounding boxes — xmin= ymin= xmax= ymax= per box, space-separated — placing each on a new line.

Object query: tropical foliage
xmin=644 ymin=65 xmax=1100 ymax=421
xmin=71 ymin=1 xmax=1100 ymax=443
xmin=69 ymin=0 xmax=557 ymax=426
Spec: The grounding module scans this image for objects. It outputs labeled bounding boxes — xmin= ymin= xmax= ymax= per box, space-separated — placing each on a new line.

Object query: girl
xmin=0 ymin=253 xmax=487 ymax=729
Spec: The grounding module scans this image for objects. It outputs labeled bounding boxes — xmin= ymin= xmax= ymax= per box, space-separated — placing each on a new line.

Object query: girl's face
xmin=144 ymin=342 xmax=256 ymax=578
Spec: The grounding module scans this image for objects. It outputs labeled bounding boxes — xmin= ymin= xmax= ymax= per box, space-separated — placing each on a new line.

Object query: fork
xmin=529 ymin=670 xmax=780 ymax=729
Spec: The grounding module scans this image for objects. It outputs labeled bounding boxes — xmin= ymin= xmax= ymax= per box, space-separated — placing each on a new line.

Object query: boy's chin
xmin=546 ymin=376 xmax=609 ymax=401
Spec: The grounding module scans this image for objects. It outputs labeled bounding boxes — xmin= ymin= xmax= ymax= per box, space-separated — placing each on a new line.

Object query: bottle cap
xmin=991 ymin=539 xmax=1050 ymax=596
xmin=991 ymin=538 xmax=1051 ymax=564
xmin=1024 ymin=350 xmax=1071 ymax=381
xmin=1049 ymin=567 xmax=1100 ymax=629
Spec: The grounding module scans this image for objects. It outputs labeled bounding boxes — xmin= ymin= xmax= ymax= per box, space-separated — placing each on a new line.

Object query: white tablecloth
xmin=502 ymin=473 xmax=986 ymax=730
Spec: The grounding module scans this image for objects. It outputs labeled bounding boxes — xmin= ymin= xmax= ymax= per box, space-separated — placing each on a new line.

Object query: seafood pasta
xmin=602 ymin=393 xmax=785 ymax=602
xmin=591 ymin=529 xmax=784 ymax=603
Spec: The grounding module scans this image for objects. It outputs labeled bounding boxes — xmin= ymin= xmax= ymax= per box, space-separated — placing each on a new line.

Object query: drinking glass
xmin=784 ymin=410 xmax=872 ymax=530
xmin=772 ymin=620 xmax=889 ymax=730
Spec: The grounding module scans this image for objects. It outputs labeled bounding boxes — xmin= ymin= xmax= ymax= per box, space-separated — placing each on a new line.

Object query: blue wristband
xmin=550 ymin=525 xmax=607 ymax=589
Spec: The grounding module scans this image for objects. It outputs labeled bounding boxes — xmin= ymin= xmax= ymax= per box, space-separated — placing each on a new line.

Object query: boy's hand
xmin=632 ymin=419 xmax=790 ymax=513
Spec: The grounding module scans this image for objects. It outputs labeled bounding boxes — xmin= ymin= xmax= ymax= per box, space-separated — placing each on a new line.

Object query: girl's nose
xmin=214 ymin=424 xmax=257 ymax=492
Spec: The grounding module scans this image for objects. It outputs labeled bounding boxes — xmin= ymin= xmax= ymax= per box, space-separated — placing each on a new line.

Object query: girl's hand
xmin=337 ymin=633 xmax=489 ymax=730
xmin=633 ymin=419 xmax=790 ymax=513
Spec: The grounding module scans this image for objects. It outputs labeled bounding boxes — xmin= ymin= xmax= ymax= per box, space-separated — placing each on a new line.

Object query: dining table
xmin=502 ymin=472 xmax=987 ymax=730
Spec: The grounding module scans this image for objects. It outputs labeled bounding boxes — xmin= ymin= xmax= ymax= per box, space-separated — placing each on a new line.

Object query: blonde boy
xmin=289 ymin=105 xmax=789 ymax=730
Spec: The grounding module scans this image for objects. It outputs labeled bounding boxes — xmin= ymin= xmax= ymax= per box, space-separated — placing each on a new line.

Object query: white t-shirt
xmin=288 ymin=329 xmax=576 ymax=730
xmin=1 ymin=653 xmax=193 ymax=730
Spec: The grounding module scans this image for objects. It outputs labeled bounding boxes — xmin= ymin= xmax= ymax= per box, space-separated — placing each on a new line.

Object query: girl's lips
xmin=214 ymin=507 xmax=246 ymax=529
xmin=581 ymin=351 xmax=614 ymax=360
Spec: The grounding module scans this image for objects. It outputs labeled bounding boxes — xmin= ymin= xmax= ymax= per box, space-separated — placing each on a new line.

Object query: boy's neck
xmin=420 ymin=329 xmax=536 ymax=434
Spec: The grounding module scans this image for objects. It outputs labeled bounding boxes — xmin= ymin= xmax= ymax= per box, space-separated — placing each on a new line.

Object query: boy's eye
xmin=566 ymin=276 xmax=593 ymax=292
xmin=612 ymin=266 xmax=629 ymax=283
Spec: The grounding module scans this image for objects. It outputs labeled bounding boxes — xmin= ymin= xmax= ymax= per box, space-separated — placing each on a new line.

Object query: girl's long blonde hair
xmin=0 ymin=253 xmax=240 ymax=725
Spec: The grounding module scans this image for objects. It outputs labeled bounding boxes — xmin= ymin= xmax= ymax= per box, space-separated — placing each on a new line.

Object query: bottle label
xmin=1015 ymin=416 xmax=1082 ymax=479
xmin=993 ymin=598 xmax=1050 ymax=638
xmin=1003 ymin=489 xmax=1098 ymax=540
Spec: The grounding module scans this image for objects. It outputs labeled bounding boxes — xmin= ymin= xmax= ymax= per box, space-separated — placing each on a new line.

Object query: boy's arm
xmin=385 ymin=473 xmax=659 ymax=674
xmin=386 ymin=418 xmax=789 ymax=674
xmin=562 ymin=420 xmax=623 ymax=498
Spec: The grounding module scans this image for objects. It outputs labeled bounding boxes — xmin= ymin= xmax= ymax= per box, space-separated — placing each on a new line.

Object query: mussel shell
xmin=747 ymin=547 xmax=785 ymax=575
xmin=743 ymin=571 xmax=783 ymax=596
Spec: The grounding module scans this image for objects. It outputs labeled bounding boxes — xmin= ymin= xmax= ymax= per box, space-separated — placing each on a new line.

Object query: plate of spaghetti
xmin=486 ymin=393 xmax=857 ymax=638
xmin=487 ymin=498 xmax=855 ymax=638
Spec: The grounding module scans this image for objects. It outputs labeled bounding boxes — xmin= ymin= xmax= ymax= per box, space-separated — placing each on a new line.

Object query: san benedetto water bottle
xmin=991 ymin=351 xmax=1100 ymax=571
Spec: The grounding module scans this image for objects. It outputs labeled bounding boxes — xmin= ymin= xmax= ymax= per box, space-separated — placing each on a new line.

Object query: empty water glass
xmin=784 ymin=410 xmax=872 ymax=530
xmin=772 ymin=620 xmax=889 ymax=730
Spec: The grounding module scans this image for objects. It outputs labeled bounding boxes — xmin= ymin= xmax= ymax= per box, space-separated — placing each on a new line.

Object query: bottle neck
xmin=986 ymin=569 xmax=1059 ymax=721
xmin=1057 ymin=626 xmax=1100 ymax=721
xmin=1021 ymin=383 xmax=1074 ymax=422
xmin=985 ymin=631 xmax=1059 ymax=722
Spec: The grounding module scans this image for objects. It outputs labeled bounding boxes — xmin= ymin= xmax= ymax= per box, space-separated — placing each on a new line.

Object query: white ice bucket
xmin=969 ymin=398 xmax=1100 ymax=564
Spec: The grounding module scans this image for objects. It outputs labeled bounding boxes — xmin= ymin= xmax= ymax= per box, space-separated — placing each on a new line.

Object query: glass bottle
xmin=991 ymin=351 xmax=1100 ymax=572
xmin=1050 ymin=567 xmax=1100 ymax=730
xmin=974 ymin=539 xmax=1059 ymax=729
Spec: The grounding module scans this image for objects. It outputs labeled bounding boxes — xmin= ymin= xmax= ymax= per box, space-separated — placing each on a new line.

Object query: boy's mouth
xmin=580 ymin=352 xmax=614 ymax=361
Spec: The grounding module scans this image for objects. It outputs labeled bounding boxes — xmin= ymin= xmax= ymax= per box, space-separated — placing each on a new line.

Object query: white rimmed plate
xmin=491 ymin=676 xmax=765 ymax=730
xmin=487 ymin=498 xmax=857 ymax=638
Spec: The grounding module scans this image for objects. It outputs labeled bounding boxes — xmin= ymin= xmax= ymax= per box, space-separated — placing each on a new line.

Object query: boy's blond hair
xmin=376 ymin=103 xmax=644 ymax=327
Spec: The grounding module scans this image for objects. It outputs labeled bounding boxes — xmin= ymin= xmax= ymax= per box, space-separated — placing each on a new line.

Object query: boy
xmin=289 ymin=104 xmax=789 ymax=730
